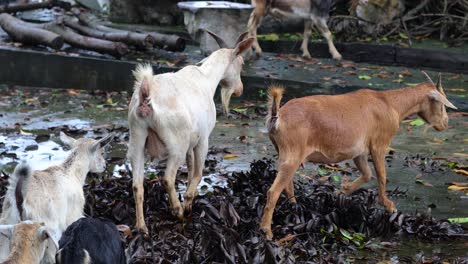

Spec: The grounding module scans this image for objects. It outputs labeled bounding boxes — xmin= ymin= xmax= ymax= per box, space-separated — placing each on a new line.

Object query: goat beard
xmin=221 ymin=89 xmax=233 ymax=115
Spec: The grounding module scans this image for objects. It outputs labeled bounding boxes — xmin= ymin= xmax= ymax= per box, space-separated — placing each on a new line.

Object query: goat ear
xmin=91 ymin=134 xmax=114 ymax=152
xmin=235 ymin=32 xmax=249 ymax=45
xmin=205 ymin=30 xmax=228 ymax=48
xmin=233 ymin=37 xmax=255 ymax=57
xmin=60 ymin=132 xmax=76 ymax=148
xmin=195 ymin=57 xmax=208 ymax=66
xmin=428 ymin=90 xmax=457 ymax=109
xmin=0 ymin=225 xmax=14 ymax=238
xmin=38 ymin=227 xmax=59 ymax=250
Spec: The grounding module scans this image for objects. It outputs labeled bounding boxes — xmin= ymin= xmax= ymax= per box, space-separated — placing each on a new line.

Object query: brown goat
xmin=247 ymin=0 xmax=367 ymax=60
xmin=261 ymin=73 xmax=457 ymax=239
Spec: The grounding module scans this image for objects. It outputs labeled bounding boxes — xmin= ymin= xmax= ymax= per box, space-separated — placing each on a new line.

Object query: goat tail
xmin=133 ymin=64 xmax=154 ymax=118
xmin=4 ymin=162 xmax=31 ymax=220
xmin=266 ymin=85 xmax=284 ymax=132
xmin=9 ymin=162 xmax=31 ymax=192
xmin=132 ymin=63 xmax=153 ymax=89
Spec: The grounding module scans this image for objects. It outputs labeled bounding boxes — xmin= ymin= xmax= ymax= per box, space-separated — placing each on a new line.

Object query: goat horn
xmin=421 ymin=71 xmax=435 ymax=86
xmin=205 ymin=30 xmax=228 ymax=48
xmin=235 ymin=32 xmax=249 ymax=45
xmin=436 ymin=73 xmax=442 ymax=91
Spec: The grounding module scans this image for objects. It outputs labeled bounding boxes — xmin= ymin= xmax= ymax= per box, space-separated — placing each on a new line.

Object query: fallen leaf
xmin=448 ymin=217 xmax=468 ymax=224
xmin=453 ymin=169 xmax=468 ymax=176
xmin=409 ymin=119 xmax=425 ymax=126
xmin=453 ymin=153 xmax=468 ymax=158
xmin=448 ymin=182 xmax=468 ymax=187
xmin=397 ymin=70 xmax=412 ymax=77
xmin=447 ymin=88 xmax=465 ymax=92
xmin=224 ymin=154 xmax=238 ymax=160
xmin=416 ymin=179 xmax=433 ymax=187
xmin=415 ymin=173 xmax=423 ymax=179
xmin=116 ymin=224 xmax=132 ymax=237
xmin=344 ymin=70 xmax=357 ymax=75
xmin=377 ymin=73 xmax=390 ymax=79
xmin=276 ymin=234 xmax=298 ymax=245
xmin=320 ymin=65 xmax=335 ymax=69
xmin=358 ymin=75 xmax=372 ymax=80
xmin=448 ymin=185 xmax=468 ymax=191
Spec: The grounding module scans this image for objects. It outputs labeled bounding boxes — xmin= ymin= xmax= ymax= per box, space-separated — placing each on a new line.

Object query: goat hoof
xmin=333 ymin=54 xmax=343 ymax=61
xmin=136 ymin=225 xmax=149 ymax=235
xmin=260 ymin=226 xmax=273 ymax=240
xmin=183 ymin=201 xmax=193 ymax=214
xmin=302 ymin=53 xmax=312 ymax=60
xmin=172 ymin=206 xmax=184 ymax=220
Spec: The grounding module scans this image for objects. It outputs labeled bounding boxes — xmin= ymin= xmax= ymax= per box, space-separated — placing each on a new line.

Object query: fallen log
xmin=0 ymin=0 xmax=71 ymax=13
xmin=62 ymin=16 xmax=154 ymax=49
xmin=75 ymin=10 xmax=186 ymax=51
xmin=0 ymin=13 xmax=63 ymax=49
xmin=39 ymin=22 xmax=129 ymax=57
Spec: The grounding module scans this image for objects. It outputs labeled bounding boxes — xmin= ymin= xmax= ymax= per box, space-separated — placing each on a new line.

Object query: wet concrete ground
xmin=0 ymin=85 xmax=466 ymax=261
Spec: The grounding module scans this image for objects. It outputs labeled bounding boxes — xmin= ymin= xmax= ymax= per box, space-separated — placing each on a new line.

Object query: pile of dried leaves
xmin=82 ymin=159 xmax=466 ymax=263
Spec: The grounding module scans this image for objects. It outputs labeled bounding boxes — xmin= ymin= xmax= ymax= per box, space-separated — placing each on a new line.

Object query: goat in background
xmin=0 ymin=132 xmax=112 ymax=263
xmin=127 ymin=31 xmax=254 ymax=233
xmin=261 ymin=73 xmax=457 ymax=239
xmin=247 ymin=0 xmax=368 ymax=60
xmin=0 ymin=221 xmax=57 ymax=264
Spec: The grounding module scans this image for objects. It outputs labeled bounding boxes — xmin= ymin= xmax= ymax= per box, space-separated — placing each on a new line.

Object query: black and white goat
xmin=55 ymin=218 xmax=126 ymax=264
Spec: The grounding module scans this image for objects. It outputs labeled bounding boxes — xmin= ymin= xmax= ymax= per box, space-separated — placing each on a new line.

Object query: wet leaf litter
xmin=0 ymin=159 xmax=455 ymax=263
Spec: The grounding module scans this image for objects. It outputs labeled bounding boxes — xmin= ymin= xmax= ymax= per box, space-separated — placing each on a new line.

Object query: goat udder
xmin=145 ymin=129 xmax=166 ymax=160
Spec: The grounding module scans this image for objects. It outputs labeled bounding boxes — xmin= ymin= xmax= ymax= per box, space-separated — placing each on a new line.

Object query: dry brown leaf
xmin=276 ymin=234 xmax=298 ymax=245
xmin=320 ymin=65 xmax=335 ymax=69
xmin=453 ymin=169 xmax=468 ymax=176
xmin=448 ymin=182 xmax=468 ymax=187
xmin=116 ymin=224 xmax=132 ymax=237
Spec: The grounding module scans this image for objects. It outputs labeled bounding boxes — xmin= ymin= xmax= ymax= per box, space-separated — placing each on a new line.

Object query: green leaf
xmin=317 ymin=167 xmax=329 ymax=176
xmin=232 ymin=107 xmax=248 ymax=113
xmin=410 ymin=119 xmax=425 ymax=126
xmin=399 ymin=33 xmax=409 ymax=39
xmin=263 ymin=33 xmax=279 ymax=41
xmin=358 ymin=75 xmax=372 ymax=80
xmin=448 ymin=217 xmax=468 ymax=223
xmin=340 ymin=229 xmax=352 ymax=240
xmin=405 ymin=83 xmax=419 ymax=87
xmin=441 ymin=161 xmax=458 ymax=169
xmin=331 ymin=175 xmax=341 ymax=182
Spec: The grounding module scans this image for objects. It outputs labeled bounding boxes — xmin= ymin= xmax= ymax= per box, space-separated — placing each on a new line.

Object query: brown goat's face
xmin=419 ymin=96 xmax=448 ymax=131
xmin=419 ymin=84 xmax=457 ymax=131
xmin=220 ymin=55 xmax=245 ymax=114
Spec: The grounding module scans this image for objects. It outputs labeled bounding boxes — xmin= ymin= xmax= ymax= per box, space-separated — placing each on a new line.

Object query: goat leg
xmin=247 ymin=1 xmax=266 ymax=57
xmin=260 ymin=158 xmax=301 ymax=239
xmin=300 ymin=20 xmax=313 ymax=59
xmin=315 ymin=18 xmax=342 ymax=60
xmin=163 ymin=156 xmax=184 ymax=219
xmin=340 ymin=155 xmax=372 ymax=195
xmin=128 ymin=127 xmax=149 ymax=233
xmin=183 ymin=141 xmax=208 ymax=213
xmin=371 ymin=148 xmax=397 ymax=213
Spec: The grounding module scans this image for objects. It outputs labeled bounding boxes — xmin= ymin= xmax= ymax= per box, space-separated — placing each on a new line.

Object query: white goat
xmin=0 ymin=132 xmax=112 ymax=263
xmin=127 ymin=31 xmax=254 ymax=233
xmin=0 ymin=221 xmax=57 ymax=264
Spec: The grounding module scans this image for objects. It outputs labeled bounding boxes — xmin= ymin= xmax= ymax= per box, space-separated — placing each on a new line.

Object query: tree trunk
xmin=62 ymin=16 xmax=154 ymax=49
xmin=0 ymin=0 xmax=71 ymax=13
xmin=75 ymin=10 xmax=186 ymax=51
xmin=39 ymin=22 xmax=129 ymax=57
xmin=0 ymin=13 xmax=63 ymax=49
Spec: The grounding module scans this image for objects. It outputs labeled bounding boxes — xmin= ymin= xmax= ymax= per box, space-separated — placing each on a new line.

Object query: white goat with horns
xmin=127 ymin=31 xmax=254 ymax=233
